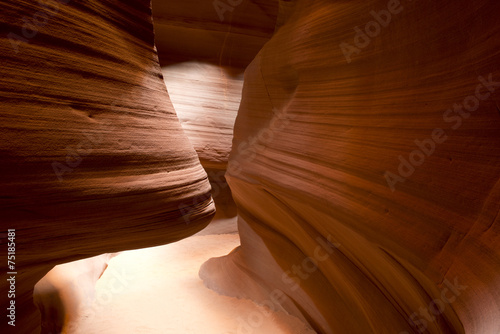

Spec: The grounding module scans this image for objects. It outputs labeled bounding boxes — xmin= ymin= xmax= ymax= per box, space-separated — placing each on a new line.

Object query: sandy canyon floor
xmin=61 ymin=219 xmax=316 ymax=334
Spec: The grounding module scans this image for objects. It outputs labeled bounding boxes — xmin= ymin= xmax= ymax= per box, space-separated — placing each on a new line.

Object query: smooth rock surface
xmin=201 ymin=1 xmax=500 ymax=333
xmin=152 ymin=0 xmax=278 ymax=67
xmin=161 ymin=62 xmax=243 ymax=170
xmin=0 ymin=1 xmax=214 ymax=332
xmin=2 ymin=0 xmax=500 ymax=333
xmin=34 ymin=253 xmax=118 ymax=334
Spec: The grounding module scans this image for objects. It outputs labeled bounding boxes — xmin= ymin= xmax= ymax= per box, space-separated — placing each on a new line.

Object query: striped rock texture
xmin=161 ymin=62 xmax=243 ymax=171
xmin=0 ymin=0 xmax=214 ymax=333
xmin=200 ymin=0 xmax=500 ymax=333
xmin=153 ymin=0 xmax=279 ymax=234
xmin=161 ymin=63 xmax=242 ymax=229
xmin=152 ymin=0 xmax=278 ymax=67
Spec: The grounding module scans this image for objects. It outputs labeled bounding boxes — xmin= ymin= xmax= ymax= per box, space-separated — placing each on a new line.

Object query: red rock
xmin=0 ymin=1 xmax=214 ymax=332
xmin=201 ymin=1 xmax=500 ymax=333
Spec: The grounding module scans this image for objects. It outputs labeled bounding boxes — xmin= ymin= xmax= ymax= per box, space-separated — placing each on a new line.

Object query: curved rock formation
xmin=153 ymin=0 xmax=280 ymax=242
xmin=154 ymin=0 xmax=280 ymax=230
xmin=0 ymin=0 xmax=214 ymax=332
xmin=3 ymin=0 xmax=500 ymax=332
xmin=152 ymin=0 xmax=278 ymax=67
xmin=201 ymin=0 xmax=500 ymax=333
xmin=33 ymin=253 xmax=118 ymax=334
xmin=161 ymin=62 xmax=243 ymax=170
xmin=161 ymin=62 xmax=243 ymax=229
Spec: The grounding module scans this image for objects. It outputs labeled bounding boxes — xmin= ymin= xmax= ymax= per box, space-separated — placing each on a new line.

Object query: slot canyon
xmin=1 ymin=0 xmax=499 ymax=333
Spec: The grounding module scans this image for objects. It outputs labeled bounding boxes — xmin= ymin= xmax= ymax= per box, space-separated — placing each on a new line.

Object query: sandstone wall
xmin=201 ymin=1 xmax=500 ymax=333
xmin=0 ymin=1 xmax=215 ymax=332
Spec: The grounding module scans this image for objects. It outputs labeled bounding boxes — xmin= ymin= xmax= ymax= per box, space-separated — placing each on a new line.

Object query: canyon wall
xmin=161 ymin=62 xmax=243 ymax=226
xmin=201 ymin=0 xmax=500 ymax=333
xmin=152 ymin=0 xmax=278 ymax=67
xmin=1 ymin=0 xmax=499 ymax=333
xmin=153 ymin=0 xmax=279 ymax=227
xmin=0 ymin=1 xmax=215 ymax=332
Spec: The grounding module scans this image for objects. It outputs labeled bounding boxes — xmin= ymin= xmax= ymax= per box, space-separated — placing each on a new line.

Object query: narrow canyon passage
xmin=1 ymin=0 xmax=500 ymax=334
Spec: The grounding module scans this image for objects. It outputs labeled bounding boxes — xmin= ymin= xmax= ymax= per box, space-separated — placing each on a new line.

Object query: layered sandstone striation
xmin=153 ymin=0 xmax=279 ymax=236
xmin=0 ymin=0 xmax=214 ymax=332
xmin=161 ymin=62 xmax=243 ymax=170
xmin=152 ymin=0 xmax=278 ymax=67
xmin=160 ymin=62 xmax=243 ymax=229
xmin=154 ymin=0 xmax=280 ymax=229
xmin=2 ymin=0 xmax=500 ymax=333
xmin=201 ymin=0 xmax=500 ymax=333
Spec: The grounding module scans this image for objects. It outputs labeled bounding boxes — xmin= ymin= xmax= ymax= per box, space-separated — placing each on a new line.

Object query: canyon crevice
xmin=1 ymin=0 xmax=499 ymax=333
